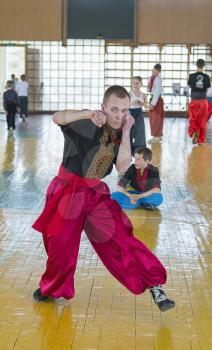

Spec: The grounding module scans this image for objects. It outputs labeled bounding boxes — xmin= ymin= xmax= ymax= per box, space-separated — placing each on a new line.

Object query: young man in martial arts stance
xmin=32 ymin=85 xmax=175 ymax=312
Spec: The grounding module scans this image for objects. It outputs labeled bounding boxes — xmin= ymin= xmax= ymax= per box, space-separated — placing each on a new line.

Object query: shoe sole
xmin=159 ymin=302 xmax=175 ymax=312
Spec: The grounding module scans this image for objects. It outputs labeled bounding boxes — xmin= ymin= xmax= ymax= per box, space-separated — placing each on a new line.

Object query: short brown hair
xmin=103 ymin=85 xmax=130 ymax=104
xmin=6 ymin=80 xmax=13 ymax=88
xmin=134 ymin=147 xmax=152 ymax=161
xmin=132 ymin=76 xmax=142 ymax=82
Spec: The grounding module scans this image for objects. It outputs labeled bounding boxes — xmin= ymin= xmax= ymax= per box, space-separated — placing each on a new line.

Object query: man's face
xmin=102 ymin=94 xmax=130 ymax=129
xmin=152 ymin=68 xmax=160 ymax=76
xmin=134 ymin=153 xmax=149 ymax=170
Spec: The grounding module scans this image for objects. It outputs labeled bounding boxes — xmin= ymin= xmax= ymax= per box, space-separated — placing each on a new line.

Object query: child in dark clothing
xmin=3 ymin=80 xmax=19 ymax=134
xmin=112 ymin=147 xmax=163 ymax=209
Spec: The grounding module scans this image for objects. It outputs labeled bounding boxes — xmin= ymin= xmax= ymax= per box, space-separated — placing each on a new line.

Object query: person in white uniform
xmin=15 ymin=74 xmax=29 ymax=120
xmin=147 ymin=64 xmax=164 ymax=144
xmin=129 ymin=76 xmax=148 ymax=152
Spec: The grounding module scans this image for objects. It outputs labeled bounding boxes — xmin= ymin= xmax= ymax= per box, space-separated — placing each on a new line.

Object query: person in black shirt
xmin=188 ymin=59 xmax=211 ymax=144
xmin=112 ymin=148 xmax=163 ymax=209
xmin=32 ymin=85 xmax=175 ymax=312
xmin=3 ymin=80 xmax=19 ymax=135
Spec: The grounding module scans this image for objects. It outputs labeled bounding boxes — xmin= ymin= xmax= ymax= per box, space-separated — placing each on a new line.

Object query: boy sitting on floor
xmin=112 ymin=147 xmax=163 ymax=209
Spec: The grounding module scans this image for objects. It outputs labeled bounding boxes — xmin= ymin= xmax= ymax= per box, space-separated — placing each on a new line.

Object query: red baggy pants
xmin=149 ymin=97 xmax=164 ymax=137
xmin=32 ymin=165 xmax=167 ymax=299
xmin=188 ymin=99 xmax=208 ymax=144
xmin=208 ymin=101 xmax=212 ymax=121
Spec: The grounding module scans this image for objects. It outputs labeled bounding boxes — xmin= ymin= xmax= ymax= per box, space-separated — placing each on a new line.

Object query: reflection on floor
xmin=0 ymin=114 xmax=211 ymax=350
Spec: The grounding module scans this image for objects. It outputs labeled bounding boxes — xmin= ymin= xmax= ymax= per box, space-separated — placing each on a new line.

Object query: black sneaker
xmin=150 ymin=285 xmax=175 ymax=312
xmin=142 ymin=203 xmax=156 ymax=210
xmin=33 ymin=288 xmax=49 ymax=302
xmin=192 ymin=131 xmax=198 ymax=144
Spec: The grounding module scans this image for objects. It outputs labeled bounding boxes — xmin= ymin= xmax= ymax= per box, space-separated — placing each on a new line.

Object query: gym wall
xmin=0 ymin=0 xmax=211 ymax=44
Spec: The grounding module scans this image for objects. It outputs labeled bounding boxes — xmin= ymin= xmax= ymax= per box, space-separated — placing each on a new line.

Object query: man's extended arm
xmin=53 ymin=109 xmax=92 ymax=125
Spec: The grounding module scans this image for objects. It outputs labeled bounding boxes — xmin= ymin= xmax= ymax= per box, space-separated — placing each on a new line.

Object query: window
xmin=0 ymin=40 xmax=211 ymax=112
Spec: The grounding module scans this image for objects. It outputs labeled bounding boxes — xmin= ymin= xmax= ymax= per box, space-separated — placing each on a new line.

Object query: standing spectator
xmin=16 ymin=74 xmax=29 ymax=120
xmin=207 ymin=76 xmax=212 ymax=121
xmin=3 ymin=80 xmax=19 ymax=134
xmin=10 ymin=74 xmax=19 ymax=90
xmin=147 ymin=64 xmax=164 ymax=144
xmin=129 ymin=76 xmax=148 ymax=152
xmin=188 ymin=59 xmax=211 ymax=145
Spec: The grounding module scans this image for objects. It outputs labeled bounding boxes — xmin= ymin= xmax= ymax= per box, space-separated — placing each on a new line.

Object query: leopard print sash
xmin=85 ymin=125 xmax=118 ymax=179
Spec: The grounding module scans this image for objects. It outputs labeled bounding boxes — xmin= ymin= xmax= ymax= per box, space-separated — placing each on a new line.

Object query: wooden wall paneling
xmin=137 ymin=0 xmax=212 ymax=44
xmin=0 ymin=0 xmax=63 ymax=41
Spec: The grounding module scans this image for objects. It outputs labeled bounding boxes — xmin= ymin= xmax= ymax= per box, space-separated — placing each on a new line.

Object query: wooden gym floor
xmin=0 ymin=114 xmax=211 ymax=350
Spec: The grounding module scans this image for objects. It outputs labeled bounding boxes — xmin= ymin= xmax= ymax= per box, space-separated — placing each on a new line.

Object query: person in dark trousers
xmin=129 ymin=76 xmax=148 ymax=152
xmin=188 ymin=59 xmax=211 ymax=145
xmin=32 ymin=85 xmax=175 ymax=312
xmin=3 ymin=80 xmax=19 ymax=135
xmin=112 ymin=147 xmax=163 ymax=210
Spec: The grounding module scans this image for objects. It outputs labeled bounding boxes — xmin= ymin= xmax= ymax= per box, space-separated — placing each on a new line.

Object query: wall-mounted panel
xmin=68 ymin=0 xmax=136 ymax=40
